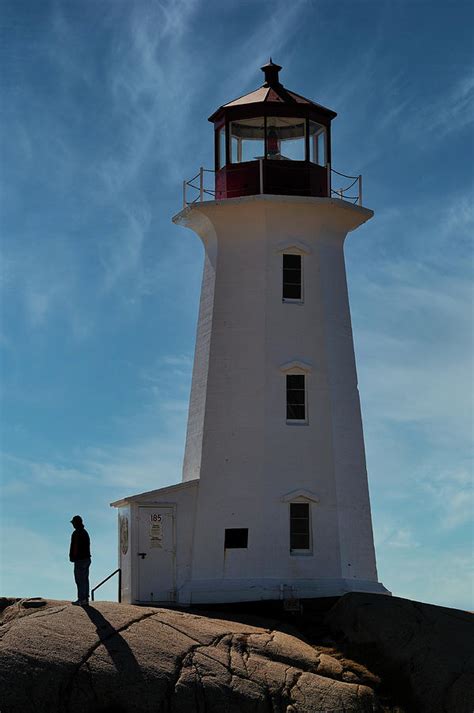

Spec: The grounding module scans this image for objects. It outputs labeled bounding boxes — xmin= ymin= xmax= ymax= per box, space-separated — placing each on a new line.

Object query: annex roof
xmin=110 ymin=478 xmax=199 ymax=508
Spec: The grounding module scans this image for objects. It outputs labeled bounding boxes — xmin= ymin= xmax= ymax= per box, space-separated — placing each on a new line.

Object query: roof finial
xmin=261 ymin=59 xmax=282 ymax=87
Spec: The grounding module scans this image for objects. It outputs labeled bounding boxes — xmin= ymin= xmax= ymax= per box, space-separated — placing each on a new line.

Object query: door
xmin=137 ymin=506 xmax=175 ymax=602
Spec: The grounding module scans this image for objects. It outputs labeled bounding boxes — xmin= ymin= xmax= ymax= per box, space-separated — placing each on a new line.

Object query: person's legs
xmin=73 ymin=562 xmax=81 ymax=602
xmin=74 ymin=559 xmax=91 ymax=602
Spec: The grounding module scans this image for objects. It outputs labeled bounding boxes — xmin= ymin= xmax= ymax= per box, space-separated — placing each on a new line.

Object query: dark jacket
xmin=69 ymin=526 xmax=91 ymax=562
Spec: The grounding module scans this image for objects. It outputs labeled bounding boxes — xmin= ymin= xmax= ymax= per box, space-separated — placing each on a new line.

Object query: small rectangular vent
xmin=224 ymin=528 xmax=248 ymax=549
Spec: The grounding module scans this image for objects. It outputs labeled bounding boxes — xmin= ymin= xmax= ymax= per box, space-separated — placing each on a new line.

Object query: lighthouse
xmin=111 ymin=61 xmax=390 ymax=605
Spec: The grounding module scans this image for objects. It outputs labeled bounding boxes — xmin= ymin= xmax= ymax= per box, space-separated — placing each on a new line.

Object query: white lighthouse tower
xmin=111 ymin=61 xmax=389 ymax=605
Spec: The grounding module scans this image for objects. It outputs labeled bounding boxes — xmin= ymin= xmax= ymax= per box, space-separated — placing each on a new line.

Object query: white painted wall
xmin=182 ymin=241 xmax=217 ymax=482
xmin=112 ymin=480 xmax=198 ymax=604
xmin=118 ymin=505 xmax=132 ymax=603
xmin=173 ymin=195 xmax=388 ymax=602
xmin=112 ymin=195 xmax=389 ymax=604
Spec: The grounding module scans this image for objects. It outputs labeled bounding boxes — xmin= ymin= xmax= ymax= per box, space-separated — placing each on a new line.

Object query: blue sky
xmin=1 ymin=0 xmax=472 ymax=609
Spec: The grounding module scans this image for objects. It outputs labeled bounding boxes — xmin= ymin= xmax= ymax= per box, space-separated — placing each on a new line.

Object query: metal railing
xmin=182 ymin=164 xmax=363 ymax=208
xmin=182 ymin=167 xmax=216 ymax=208
xmin=91 ymin=568 xmax=122 ymax=603
xmin=329 ymin=166 xmax=363 ymax=206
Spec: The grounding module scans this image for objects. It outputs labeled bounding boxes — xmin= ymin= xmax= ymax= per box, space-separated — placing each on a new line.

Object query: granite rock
xmin=0 ymin=598 xmax=383 ymax=713
xmin=325 ymin=592 xmax=474 ymax=713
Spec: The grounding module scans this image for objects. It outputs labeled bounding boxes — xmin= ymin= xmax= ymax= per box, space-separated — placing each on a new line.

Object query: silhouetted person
xmin=69 ymin=515 xmax=91 ymax=606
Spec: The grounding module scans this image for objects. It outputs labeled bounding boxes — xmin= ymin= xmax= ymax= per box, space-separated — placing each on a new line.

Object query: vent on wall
xmin=224 ymin=528 xmax=248 ymax=549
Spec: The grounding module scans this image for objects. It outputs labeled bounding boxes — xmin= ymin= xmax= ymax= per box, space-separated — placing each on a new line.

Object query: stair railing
xmin=91 ymin=568 xmax=122 ymax=603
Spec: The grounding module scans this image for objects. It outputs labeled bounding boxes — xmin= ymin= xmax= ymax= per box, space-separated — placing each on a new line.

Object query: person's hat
xmin=70 ymin=515 xmax=83 ymax=525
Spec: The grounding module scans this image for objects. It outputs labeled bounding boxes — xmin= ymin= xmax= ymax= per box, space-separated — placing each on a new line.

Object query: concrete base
xmin=136 ymin=577 xmax=391 ymax=606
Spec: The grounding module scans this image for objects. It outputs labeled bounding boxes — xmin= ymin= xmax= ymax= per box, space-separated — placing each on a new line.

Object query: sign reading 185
xmin=150 ymin=513 xmax=162 ymax=523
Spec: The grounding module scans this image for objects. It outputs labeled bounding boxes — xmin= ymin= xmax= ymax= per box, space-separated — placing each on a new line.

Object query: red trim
xmin=215 ymin=160 xmax=328 ymax=200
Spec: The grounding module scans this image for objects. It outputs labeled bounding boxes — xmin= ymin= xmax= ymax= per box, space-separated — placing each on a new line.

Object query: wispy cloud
xmin=0 ymin=0 xmax=349 ymax=327
xmin=1 ymin=421 xmax=184 ymax=497
xmin=351 ymin=186 xmax=473 ymax=582
xmin=352 ymin=189 xmax=473 ymax=447
xmin=377 ymin=541 xmax=473 ymax=610
xmin=82 ymin=434 xmax=185 ymax=492
xmin=377 ymin=522 xmax=421 ymax=549
xmin=141 ymin=353 xmax=193 ymax=395
xmin=99 ymin=202 xmax=152 ymax=293
xmin=357 ymin=280 xmax=472 ymax=444
xmin=421 ymin=468 xmax=473 ymax=531
xmin=1 ymin=453 xmax=96 ymax=488
xmin=99 ymin=0 xmax=202 ymax=194
xmin=1 ymin=0 xmax=208 ymax=332
xmin=1 ymin=351 xmax=194 ymax=494
xmin=215 ymin=0 xmax=308 ymax=99
xmin=400 ymin=70 xmax=474 ymax=146
xmin=0 ymin=235 xmax=94 ymax=339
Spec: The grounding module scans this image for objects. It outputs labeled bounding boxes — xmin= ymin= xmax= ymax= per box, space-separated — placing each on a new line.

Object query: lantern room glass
xmin=309 ymin=120 xmax=326 ymax=166
xmin=230 ymin=117 xmax=265 ymax=163
xmin=266 ymin=117 xmax=306 ymax=161
xmin=217 ymin=125 xmax=226 ymax=169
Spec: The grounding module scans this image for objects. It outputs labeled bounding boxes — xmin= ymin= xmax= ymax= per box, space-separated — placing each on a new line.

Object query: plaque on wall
xmin=120 ymin=515 xmax=129 ymax=556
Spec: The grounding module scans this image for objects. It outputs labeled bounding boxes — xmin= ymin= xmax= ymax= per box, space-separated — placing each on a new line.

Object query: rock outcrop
xmin=1 ymin=593 xmax=472 ymax=712
xmin=325 ymin=593 xmax=474 ymax=713
xmin=1 ymin=598 xmax=386 ymax=713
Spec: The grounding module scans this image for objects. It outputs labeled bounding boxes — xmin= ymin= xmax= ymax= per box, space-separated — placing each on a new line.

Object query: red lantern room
xmin=208 ymin=60 xmax=337 ymax=201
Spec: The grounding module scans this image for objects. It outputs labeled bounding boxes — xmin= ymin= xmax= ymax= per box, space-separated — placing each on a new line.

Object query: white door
xmin=137 ymin=506 xmax=175 ymax=602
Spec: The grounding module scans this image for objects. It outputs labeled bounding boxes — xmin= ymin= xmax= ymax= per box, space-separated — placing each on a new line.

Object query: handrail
xmin=91 ymin=568 xmax=122 ymax=603
xmin=183 ymin=166 xmax=216 ymax=208
xmin=330 ymin=168 xmax=362 ymax=205
xmin=182 ymin=164 xmax=363 ymax=208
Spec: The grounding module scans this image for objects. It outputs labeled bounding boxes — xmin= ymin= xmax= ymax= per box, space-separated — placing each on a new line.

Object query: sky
xmin=0 ymin=0 xmax=473 ymax=610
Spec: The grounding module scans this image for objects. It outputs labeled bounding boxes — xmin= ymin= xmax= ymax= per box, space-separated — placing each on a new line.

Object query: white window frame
xmin=218 ymin=124 xmax=226 ymax=169
xmin=276 ymin=241 xmax=311 ymax=305
xmin=281 ymin=489 xmax=319 ymax=557
xmin=279 ymin=361 xmax=312 ymax=425
xmin=289 ymin=500 xmax=313 ymax=555
xmin=229 ymin=117 xmax=265 ymax=164
xmin=282 ymin=252 xmax=304 ymax=303
xmin=286 ymin=372 xmax=307 ymax=423
xmin=309 ymin=121 xmax=327 ymax=167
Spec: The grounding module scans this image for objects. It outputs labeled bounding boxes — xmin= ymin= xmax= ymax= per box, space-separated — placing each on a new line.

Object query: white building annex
xmin=111 ymin=61 xmax=390 ymax=605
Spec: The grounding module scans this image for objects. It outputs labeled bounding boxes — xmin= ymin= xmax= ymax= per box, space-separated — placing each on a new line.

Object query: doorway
xmin=137 ymin=506 xmax=175 ymax=603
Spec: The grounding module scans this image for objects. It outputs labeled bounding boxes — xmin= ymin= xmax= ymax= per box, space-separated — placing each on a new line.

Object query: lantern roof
xmin=208 ymin=60 xmax=337 ymax=123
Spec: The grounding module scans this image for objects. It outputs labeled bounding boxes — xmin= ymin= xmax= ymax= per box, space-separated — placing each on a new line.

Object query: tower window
xmin=266 ymin=116 xmax=305 ymax=161
xmin=309 ymin=121 xmax=326 ymax=167
xmin=283 ymin=254 xmax=302 ymax=300
xmin=224 ymin=528 xmax=248 ymax=549
xmin=230 ymin=117 xmax=265 ymax=163
xmin=286 ymin=374 xmax=306 ymax=421
xmin=290 ymin=503 xmax=311 ymax=551
xmin=218 ymin=125 xmax=226 ymax=169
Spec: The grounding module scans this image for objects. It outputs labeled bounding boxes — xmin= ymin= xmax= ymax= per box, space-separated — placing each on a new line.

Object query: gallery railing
xmin=182 ymin=164 xmax=363 ymax=208
xmin=330 ymin=167 xmax=363 ymax=206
